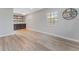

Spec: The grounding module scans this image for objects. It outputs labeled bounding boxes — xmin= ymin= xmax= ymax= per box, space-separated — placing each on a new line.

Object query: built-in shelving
xmin=13 ymin=14 xmax=26 ymax=24
xmin=13 ymin=14 xmax=26 ymax=30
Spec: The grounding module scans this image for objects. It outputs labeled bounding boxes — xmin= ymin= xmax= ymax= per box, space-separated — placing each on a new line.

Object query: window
xmin=47 ymin=11 xmax=58 ymax=25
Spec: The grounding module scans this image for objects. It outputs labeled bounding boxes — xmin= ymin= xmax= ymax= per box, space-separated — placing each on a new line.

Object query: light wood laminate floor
xmin=0 ymin=29 xmax=79 ymax=51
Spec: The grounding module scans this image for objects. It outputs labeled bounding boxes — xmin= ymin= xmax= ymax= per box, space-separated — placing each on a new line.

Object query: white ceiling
xmin=13 ymin=8 xmax=42 ymax=15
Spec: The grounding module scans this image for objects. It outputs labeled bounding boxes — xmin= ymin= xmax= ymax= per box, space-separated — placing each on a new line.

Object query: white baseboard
xmin=0 ymin=31 xmax=16 ymax=37
xmin=28 ymin=28 xmax=79 ymax=42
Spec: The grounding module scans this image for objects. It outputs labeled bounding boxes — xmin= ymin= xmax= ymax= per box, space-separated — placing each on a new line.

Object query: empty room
xmin=0 ymin=8 xmax=79 ymax=51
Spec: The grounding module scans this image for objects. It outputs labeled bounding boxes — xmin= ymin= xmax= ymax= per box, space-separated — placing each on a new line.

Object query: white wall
xmin=26 ymin=8 xmax=79 ymax=41
xmin=0 ymin=8 xmax=13 ymax=36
